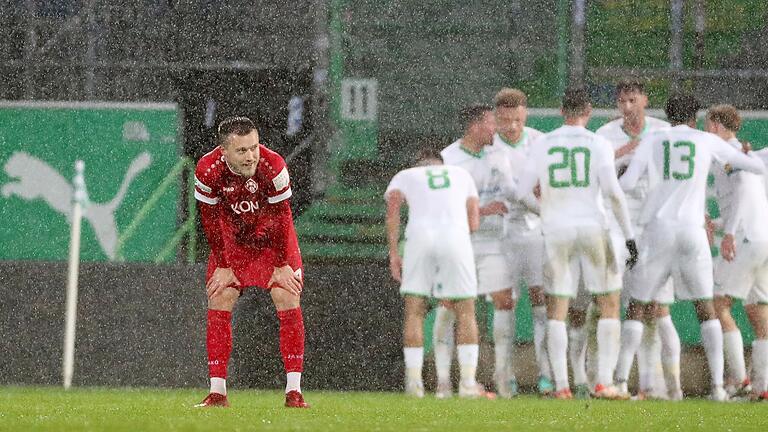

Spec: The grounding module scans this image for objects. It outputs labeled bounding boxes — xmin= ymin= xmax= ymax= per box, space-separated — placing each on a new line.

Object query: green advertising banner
xmin=0 ymin=101 xmax=180 ymax=262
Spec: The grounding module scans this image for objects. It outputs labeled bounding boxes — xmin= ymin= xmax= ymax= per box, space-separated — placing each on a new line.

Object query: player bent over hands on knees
xmin=193 ymin=117 xmax=308 ymax=408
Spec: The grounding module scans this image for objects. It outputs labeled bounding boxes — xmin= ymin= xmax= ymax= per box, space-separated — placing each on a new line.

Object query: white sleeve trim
xmin=267 ymin=188 xmax=292 ymax=204
xmin=194 ymin=190 xmax=219 ymax=205
xmin=195 ymin=176 xmax=212 ymax=193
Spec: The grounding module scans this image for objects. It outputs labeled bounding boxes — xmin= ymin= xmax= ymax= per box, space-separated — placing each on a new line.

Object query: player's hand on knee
xmin=206 ymin=267 xmax=240 ymax=298
xmin=721 ymin=234 xmax=736 ymax=262
xmin=625 ymin=239 xmax=639 ymax=270
xmin=269 ymin=265 xmax=302 ymax=296
xmin=389 ymin=253 xmax=402 ymax=282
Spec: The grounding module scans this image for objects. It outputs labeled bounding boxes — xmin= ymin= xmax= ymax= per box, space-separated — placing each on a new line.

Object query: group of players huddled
xmin=385 ymin=80 xmax=768 ymax=402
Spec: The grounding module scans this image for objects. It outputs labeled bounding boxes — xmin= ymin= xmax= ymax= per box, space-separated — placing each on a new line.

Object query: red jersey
xmin=195 ymin=145 xmax=302 ymax=288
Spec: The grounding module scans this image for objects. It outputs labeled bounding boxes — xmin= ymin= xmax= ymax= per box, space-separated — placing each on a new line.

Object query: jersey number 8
xmin=548 ymin=146 xmax=591 ymax=188
xmin=426 ymin=169 xmax=451 ymax=190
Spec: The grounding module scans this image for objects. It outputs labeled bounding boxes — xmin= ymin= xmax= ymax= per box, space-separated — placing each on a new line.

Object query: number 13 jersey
xmin=620 ymin=125 xmax=765 ymax=228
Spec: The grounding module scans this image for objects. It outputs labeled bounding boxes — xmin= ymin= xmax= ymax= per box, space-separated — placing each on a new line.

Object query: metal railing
xmin=114 ymin=157 xmax=197 ymax=264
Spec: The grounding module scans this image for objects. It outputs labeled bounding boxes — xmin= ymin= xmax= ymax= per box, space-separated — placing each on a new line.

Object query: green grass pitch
xmin=3 ymin=386 xmax=767 ymax=431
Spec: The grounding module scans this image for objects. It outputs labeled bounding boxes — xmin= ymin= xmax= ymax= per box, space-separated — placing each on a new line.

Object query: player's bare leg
xmin=715 ymin=295 xmax=751 ymax=397
xmin=694 ymin=299 xmax=728 ymax=401
xmin=454 ymin=298 xmax=494 ymax=399
xmin=529 ymin=285 xmax=554 ymax=395
xmin=196 ymin=285 xmax=240 ymax=408
xmin=547 ymin=295 xmax=572 ymax=399
xmin=271 ymin=285 xmax=309 ymax=408
xmin=592 ymin=292 xmax=625 ymax=399
xmin=567 ymin=308 xmax=589 ymax=399
xmin=402 ymin=295 xmax=427 ymax=398
xmin=490 ymin=288 xmax=517 ymax=398
xmin=433 ymin=301 xmax=456 ymax=398
xmin=746 ymin=304 xmax=768 ymax=400
xmin=654 ymin=305 xmax=682 ymax=400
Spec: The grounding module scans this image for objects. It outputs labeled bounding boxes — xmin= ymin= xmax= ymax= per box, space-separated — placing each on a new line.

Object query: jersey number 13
xmin=663 ymin=140 xmax=695 ymax=180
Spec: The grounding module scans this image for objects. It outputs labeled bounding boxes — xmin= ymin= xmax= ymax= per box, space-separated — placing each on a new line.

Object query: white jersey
xmin=441 ymin=140 xmax=512 ymax=254
xmin=596 ymin=116 xmax=670 ymax=230
xmin=493 ymin=127 xmax=544 ymax=232
xmin=722 ymin=144 xmax=768 ymax=241
xmin=517 ymin=125 xmax=633 ymax=239
xmin=620 ymin=125 xmax=766 ymax=228
xmin=385 ymin=164 xmax=478 ymax=239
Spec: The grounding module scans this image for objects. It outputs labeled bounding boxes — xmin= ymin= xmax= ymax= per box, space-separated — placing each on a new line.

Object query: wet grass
xmin=2 ymin=386 xmax=767 ymax=431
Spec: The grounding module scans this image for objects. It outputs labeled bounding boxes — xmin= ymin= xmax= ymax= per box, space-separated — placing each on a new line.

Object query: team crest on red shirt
xmin=245 ymin=178 xmax=258 ymax=193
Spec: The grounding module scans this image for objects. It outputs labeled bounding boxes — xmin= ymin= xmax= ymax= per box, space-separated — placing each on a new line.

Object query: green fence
xmin=0 ymin=101 xmax=182 ymax=262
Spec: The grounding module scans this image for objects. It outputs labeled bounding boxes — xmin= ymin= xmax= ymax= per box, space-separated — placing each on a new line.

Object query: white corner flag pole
xmin=63 ymin=160 xmax=87 ymax=390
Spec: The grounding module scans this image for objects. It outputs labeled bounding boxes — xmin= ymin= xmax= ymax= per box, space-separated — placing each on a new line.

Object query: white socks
xmin=457 ymin=344 xmax=479 ymax=387
xmin=547 ymin=320 xmax=569 ymax=391
xmin=597 ymin=318 xmax=621 ymax=385
xmin=493 ymin=309 xmax=515 ymax=380
xmin=753 ymin=340 xmax=768 ymax=393
xmin=638 ymin=320 xmax=663 ymax=393
xmin=723 ymin=330 xmax=747 ymax=383
xmin=615 ymin=319 xmax=643 ymax=384
xmin=657 ymin=315 xmax=681 ymax=393
xmin=532 ymin=306 xmax=552 ymax=379
xmin=403 ymin=347 xmax=424 ymax=382
xmin=569 ymin=326 xmax=588 ymax=386
xmin=700 ymin=319 xmax=725 ymax=388
xmin=433 ymin=306 xmax=455 ymax=385
xmin=210 ymin=377 xmax=227 ymax=396
xmin=286 ymin=372 xmax=302 ymax=393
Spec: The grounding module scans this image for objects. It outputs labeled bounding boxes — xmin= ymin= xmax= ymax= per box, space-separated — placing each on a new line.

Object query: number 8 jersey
xmin=620 ymin=125 xmax=766 ymax=228
xmin=519 ymin=125 xmax=630 ymax=237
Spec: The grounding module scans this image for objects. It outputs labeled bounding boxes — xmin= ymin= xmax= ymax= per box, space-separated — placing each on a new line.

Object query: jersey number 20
xmin=426 ymin=169 xmax=451 ymax=190
xmin=548 ymin=146 xmax=591 ymax=188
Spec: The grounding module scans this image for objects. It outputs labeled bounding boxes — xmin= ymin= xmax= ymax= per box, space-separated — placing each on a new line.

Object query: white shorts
xmin=714 ymin=239 xmax=768 ymax=305
xmin=543 ymin=226 xmax=612 ymax=298
xmin=627 ymin=223 xmax=713 ymax=303
xmin=606 ymin=232 xmax=625 ymax=292
xmin=400 ymin=231 xmax=477 ymax=300
xmin=503 ymin=230 xmax=545 ymax=297
xmin=476 ymin=253 xmax=516 ymax=295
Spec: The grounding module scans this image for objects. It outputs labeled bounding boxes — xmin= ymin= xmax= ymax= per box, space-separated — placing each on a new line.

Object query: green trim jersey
xmin=517 ymin=125 xmax=634 ymax=239
xmin=620 ymin=125 xmax=766 ymax=228
xmin=441 ymin=140 xmax=513 ymax=254
xmin=385 ymin=164 xmax=478 ymax=239
xmin=714 ymin=142 xmax=768 ymax=241
xmin=596 ymin=116 xmax=670 ymax=230
xmin=493 ymin=127 xmax=545 ymax=233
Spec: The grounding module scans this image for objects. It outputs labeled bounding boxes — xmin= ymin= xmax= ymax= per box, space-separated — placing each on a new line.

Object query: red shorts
xmin=206 ymin=243 xmax=303 ymax=291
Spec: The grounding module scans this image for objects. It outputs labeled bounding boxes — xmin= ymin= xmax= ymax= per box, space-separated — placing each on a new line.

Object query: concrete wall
xmin=1 ymin=260 xmax=715 ymax=394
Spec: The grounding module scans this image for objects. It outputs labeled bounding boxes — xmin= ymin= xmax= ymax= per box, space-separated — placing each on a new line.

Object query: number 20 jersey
xmin=620 ymin=125 xmax=765 ymax=228
xmin=524 ymin=125 xmax=619 ymax=234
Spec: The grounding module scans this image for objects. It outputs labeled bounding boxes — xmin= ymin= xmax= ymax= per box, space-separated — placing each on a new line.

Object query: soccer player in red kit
xmin=193 ymin=116 xmax=309 ymax=408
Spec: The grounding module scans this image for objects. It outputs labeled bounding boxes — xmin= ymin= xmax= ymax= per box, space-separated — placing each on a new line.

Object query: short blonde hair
xmin=707 ymin=104 xmax=742 ymax=132
xmin=494 ymin=88 xmax=527 ymax=108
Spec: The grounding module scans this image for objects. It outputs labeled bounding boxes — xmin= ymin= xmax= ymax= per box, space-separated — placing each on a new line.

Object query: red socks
xmin=207 ymin=308 xmax=304 ymax=379
xmin=207 ymin=310 xmax=233 ymax=378
xmin=277 ymin=307 xmax=305 ymax=373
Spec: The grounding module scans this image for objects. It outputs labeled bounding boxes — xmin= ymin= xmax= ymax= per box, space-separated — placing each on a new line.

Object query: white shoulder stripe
xmin=194 ymin=176 xmax=212 ymax=193
xmin=267 ymin=188 xmax=292 ymax=204
xmin=194 ymin=190 xmax=219 ymax=205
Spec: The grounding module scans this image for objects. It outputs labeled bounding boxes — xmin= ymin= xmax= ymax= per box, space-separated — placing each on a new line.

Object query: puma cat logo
xmin=2 ymin=151 xmax=152 ymax=260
